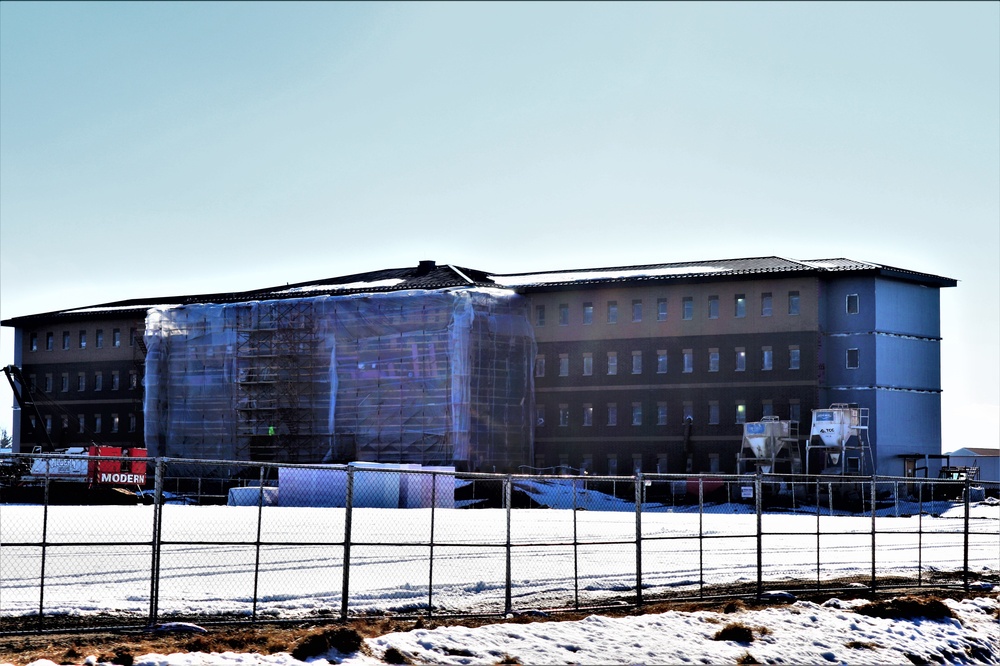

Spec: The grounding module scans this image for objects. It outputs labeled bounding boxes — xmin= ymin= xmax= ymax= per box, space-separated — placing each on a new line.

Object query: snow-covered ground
xmin=2 ymin=484 xmax=998 ymax=665
xmin=1 ymin=487 xmax=998 ymax=619
xmin=12 ymin=595 xmax=1000 ymax=665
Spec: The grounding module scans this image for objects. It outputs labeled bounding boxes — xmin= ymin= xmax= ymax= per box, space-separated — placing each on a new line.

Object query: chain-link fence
xmin=1 ymin=452 xmax=998 ymax=633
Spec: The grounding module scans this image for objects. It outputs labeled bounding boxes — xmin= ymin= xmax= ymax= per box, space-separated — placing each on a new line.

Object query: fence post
xmin=755 ymin=470 xmax=763 ymax=599
xmin=251 ymin=465 xmax=266 ymax=622
xmin=573 ymin=476 xmax=579 ymax=610
xmin=38 ymin=459 xmax=51 ymax=631
xmin=341 ymin=466 xmax=354 ymax=622
xmin=428 ymin=471 xmax=437 ymax=617
xmin=147 ymin=458 xmax=164 ymax=628
xmin=870 ymin=473 xmax=877 ymax=593
xmin=815 ymin=476 xmax=821 ymax=592
xmin=504 ymin=474 xmax=512 ymax=616
xmin=698 ymin=477 xmax=704 ymax=599
xmin=963 ymin=474 xmax=971 ymax=592
xmin=917 ymin=480 xmax=924 ymax=588
xmin=635 ymin=473 xmax=643 ymax=608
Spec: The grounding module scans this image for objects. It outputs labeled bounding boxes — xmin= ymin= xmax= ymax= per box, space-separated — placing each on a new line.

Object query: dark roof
xmin=1 ymin=257 xmax=957 ymax=325
xmin=487 ymin=256 xmax=957 ymax=290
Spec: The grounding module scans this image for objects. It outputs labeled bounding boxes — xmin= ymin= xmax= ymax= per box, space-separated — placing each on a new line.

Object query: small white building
xmin=945 ymin=447 xmax=1000 ymax=483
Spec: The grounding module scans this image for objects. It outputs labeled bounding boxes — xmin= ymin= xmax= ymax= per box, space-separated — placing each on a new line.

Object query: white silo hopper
xmin=737 ymin=416 xmax=802 ymax=475
xmin=806 ymin=403 xmax=871 ymax=475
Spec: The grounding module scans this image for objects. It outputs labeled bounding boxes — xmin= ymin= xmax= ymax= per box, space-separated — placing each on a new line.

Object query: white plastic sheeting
xmin=144 ymin=288 xmax=535 ymax=473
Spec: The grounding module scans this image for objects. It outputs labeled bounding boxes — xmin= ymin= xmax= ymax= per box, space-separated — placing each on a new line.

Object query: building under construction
xmin=3 ymin=257 xmax=958 ymax=479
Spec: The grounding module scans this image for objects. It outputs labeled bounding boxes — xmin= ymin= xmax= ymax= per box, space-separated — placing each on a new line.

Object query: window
xmin=789 ymin=401 xmax=801 ymax=423
xmin=682 ymin=349 xmax=693 ymax=373
xmin=558 ymin=354 xmax=569 ymax=377
xmin=559 ymin=404 xmax=569 ymax=427
xmin=632 ymin=402 xmax=643 ymax=426
xmin=44 ymin=374 xmax=53 ymax=393
xmin=582 ymin=302 xmax=593 ymax=325
xmin=583 ymin=403 xmax=593 ymax=426
xmin=94 ymin=414 xmax=102 ymax=434
xmin=607 ymin=301 xmax=618 ymax=324
xmin=607 ymin=403 xmax=618 ymax=426
xmin=847 ymin=348 xmax=860 ymax=369
xmin=62 ymin=331 xmax=70 ymax=350
xmin=607 ymin=351 xmax=618 ymax=375
xmin=78 ymin=373 xmax=86 ymax=391
xmin=129 ymin=371 xmax=138 ymax=389
xmin=79 ymin=330 xmax=87 ymax=349
xmin=709 ymin=453 xmax=720 ymax=474
xmin=683 ymin=401 xmax=693 ymax=422
xmin=559 ymin=454 xmax=570 ymax=473
xmin=94 ymin=371 xmax=103 ymax=391
xmin=583 ymin=352 xmax=593 ymax=376
xmin=30 ymin=333 xmax=37 ymax=351
xmin=708 ymin=295 xmax=719 ymax=319
xmin=788 ymin=291 xmax=800 ymax=316
xmin=46 ymin=332 xmax=54 ymax=351
xmin=847 ymin=294 xmax=859 ymax=315
xmin=45 ymin=415 xmax=52 ymax=434
xmin=536 ymin=405 xmax=545 ymax=427
xmin=762 ymin=401 xmax=774 ymax=418
xmin=735 ymin=347 xmax=746 ymax=372
xmin=708 ymin=348 xmax=719 ymax=373
xmin=631 ymin=351 xmax=642 ymax=374
xmin=632 ymin=299 xmax=642 ymax=322
xmin=582 ymin=454 xmax=593 ymax=473
xmin=682 ymin=297 xmax=693 ymax=320
xmin=535 ymin=305 xmax=545 ymax=326
xmin=657 ymin=298 xmax=667 ymax=321
xmin=761 ymin=346 xmax=773 ymax=371
xmin=60 ymin=373 xmax=69 ymax=392
xmin=113 ymin=328 xmax=121 ymax=347
xmin=111 ymin=414 xmax=119 ymax=433
xmin=761 ymin=293 xmax=773 ymax=317
xmin=735 ymin=294 xmax=746 ymax=318
xmin=736 ymin=401 xmax=746 ymax=424
xmin=29 ymin=374 xmax=36 ymax=391
xmin=559 ymin=304 xmax=569 ymax=326
xmin=657 ymin=402 xmax=667 ymax=426
xmin=78 ymin=414 xmax=85 ymax=433
xmin=607 ymin=455 xmax=618 ymax=475
xmin=535 ymin=355 xmax=546 ymax=377
xmin=129 ymin=413 xmax=137 ymax=433
xmin=709 ymin=401 xmax=720 ymax=425
xmin=657 ymin=350 xmax=667 ymax=374
xmin=129 ymin=327 xmax=138 ymax=346
xmin=96 ymin=329 xmax=104 ymax=348
xmin=656 ymin=455 xmax=669 ymax=474
xmin=111 ymin=370 xmax=120 ymax=391
xmin=632 ymin=454 xmax=643 ymax=475
xmin=789 ymin=346 xmax=800 ymax=370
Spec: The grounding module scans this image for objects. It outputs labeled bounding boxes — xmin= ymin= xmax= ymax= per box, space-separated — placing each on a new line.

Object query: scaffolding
xmin=144 ymin=288 xmax=535 ymax=474
xmin=235 ymin=300 xmax=327 ymax=463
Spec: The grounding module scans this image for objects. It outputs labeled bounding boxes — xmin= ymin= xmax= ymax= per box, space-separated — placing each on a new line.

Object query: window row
xmin=536 ymin=346 xmax=801 ymax=377
xmin=28 ymin=327 xmax=138 ymax=352
xmin=30 ymin=412 xmax=138 ymax=435
xmin=30 ymin=370 xmax=138 ymax=394
xmin=537 ymin=400 xmax=802 ymax=428
xmin=536 ymin=291 xmax=801 ymax=326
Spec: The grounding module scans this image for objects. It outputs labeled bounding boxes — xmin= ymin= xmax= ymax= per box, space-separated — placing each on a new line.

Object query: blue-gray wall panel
xmin=874 ymin=279 xmax=941 ymax=337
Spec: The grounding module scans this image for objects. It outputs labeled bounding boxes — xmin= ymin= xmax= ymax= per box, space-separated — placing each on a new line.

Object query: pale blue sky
xmin=1 ymin=2 xmax=997 ymax=450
